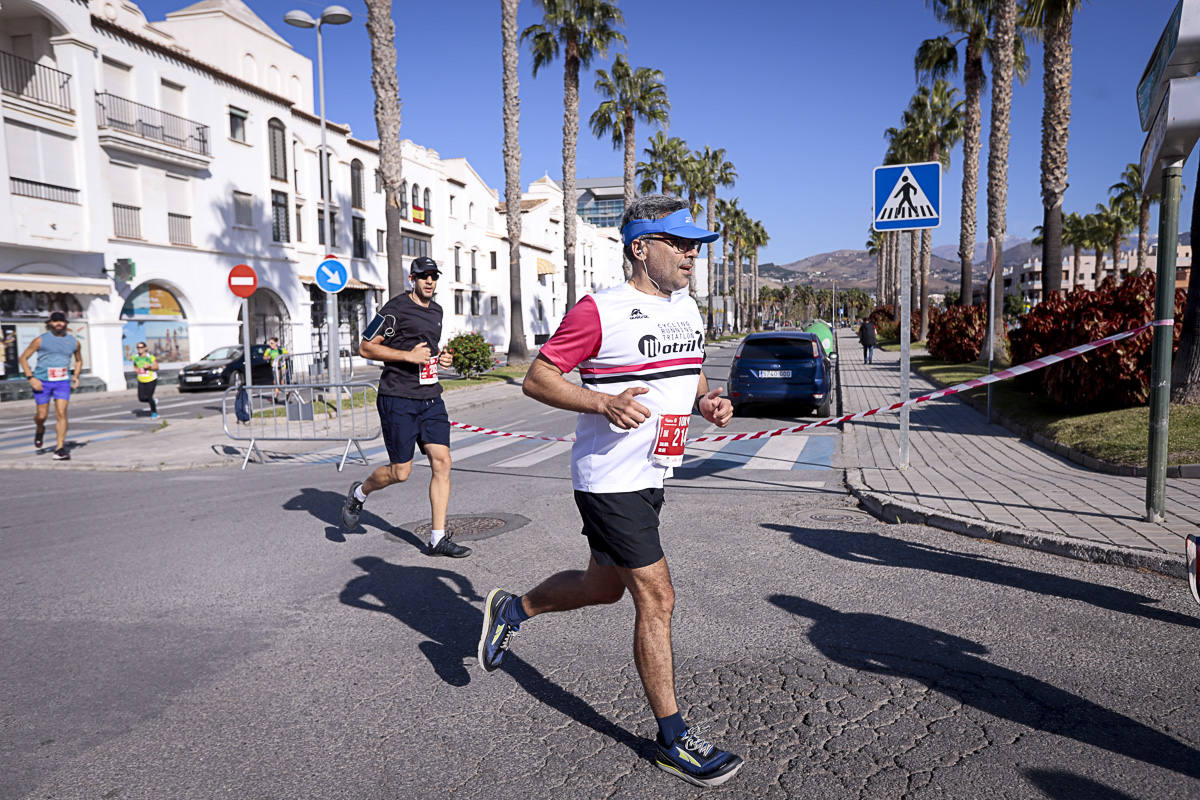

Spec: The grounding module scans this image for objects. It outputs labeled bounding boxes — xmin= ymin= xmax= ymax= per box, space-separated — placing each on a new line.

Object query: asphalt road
xmin=2 ymin=350 xmax=1197 ymax=799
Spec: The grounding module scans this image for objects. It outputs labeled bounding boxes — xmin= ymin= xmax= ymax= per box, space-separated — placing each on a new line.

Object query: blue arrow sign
xmin=873 ymin=161 xmax=941 ymax=231
xmin=315 ymin=258 xmax=348 ymax=294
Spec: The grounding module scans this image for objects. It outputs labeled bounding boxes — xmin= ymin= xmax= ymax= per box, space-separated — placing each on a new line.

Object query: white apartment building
xmin=1004 ymin=243 xmax=1194 ymax=306
xmin=0 ymin=0 xmax=628 ymax=396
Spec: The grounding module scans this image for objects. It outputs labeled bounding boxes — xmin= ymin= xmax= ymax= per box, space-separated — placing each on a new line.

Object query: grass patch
xmin=879 ymin=340 xmax=925 ymax=352
xmin=441 ymin=364 xmax=527 ymax=391
xmin=910 ymin=355 xmax=1200 ymax=467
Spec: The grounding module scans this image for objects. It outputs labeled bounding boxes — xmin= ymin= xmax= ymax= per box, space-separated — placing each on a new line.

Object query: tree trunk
xmin=561 ymin=42 xmax=579 ymax=311
xmin=960 ymin=34 xmax=985 ymax=305
xmin=733 ymin=243 xmax=743 ymax=333
xmin=1112 ymin=235 xmax=1121 ymax=282
xmin=721 ymin=226 xmax=730 ymax=332
xmin=1138 ymin=197 xmax=1151 ymax=272
xmin=1040 ymin=9 xmax=1073 ymax=294
xmin=501 ymin=0 xmax=526 ymax=360
xmin=1041 ymin=204 xmax=1063 ymax=297
xmin=988 ymin=0 xmax=1016 ymax=356
xmin=1171 ymin=155 xmax=1200 ymax=401
xmin=621 ymin=111 xmax=636 ymax=281
xmin=706 ymin=190 xmax=716 ymax=335
xmin=364 ymin=0 xmax=404 ymax=297
xmin=910 ymin=229 xmax=920 ymax=314
xmin=1073 ymin=244 xmax=1082 ymax=289
xmin=920 ymin=228 xmax=931 ymax=340
xmin=751 ymin=249 xmax=759 ymax=330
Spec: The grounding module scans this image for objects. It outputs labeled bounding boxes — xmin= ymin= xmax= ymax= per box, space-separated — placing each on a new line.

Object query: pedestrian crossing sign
xmin=873 ymin=161 xmax=941 ymax=231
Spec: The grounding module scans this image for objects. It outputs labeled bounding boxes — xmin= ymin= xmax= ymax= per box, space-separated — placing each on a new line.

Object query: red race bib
xmin=418 ymin=356 xmax=439 ymax=385
xmin=651 ymin=413 xmax=690 ymax=467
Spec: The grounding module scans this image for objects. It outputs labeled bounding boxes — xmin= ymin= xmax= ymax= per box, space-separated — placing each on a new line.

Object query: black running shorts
xmin=378 ymin=395 xmax=450 ymax=465
xmin=137 ymin=380 xmax=157 ymax=401
xmin=573 ymin=488 xmax=665 ymax=570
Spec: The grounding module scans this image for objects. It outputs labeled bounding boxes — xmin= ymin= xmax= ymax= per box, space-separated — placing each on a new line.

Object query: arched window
xmin=268 ymin=118 xmax=286 ymax=181
xmin=350 ymin=159 xmax=364 ymax=209
xmin=400 ymin=180 xmax=408 ymax=218
xmin=412 ymin=183 xmax=423 ymax=224
xmin=423 ymin=188 xmax=431 ymax=225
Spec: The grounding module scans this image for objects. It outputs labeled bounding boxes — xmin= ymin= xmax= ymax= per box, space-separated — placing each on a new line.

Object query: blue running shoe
xmin=478 ymin=588 xmax=519 ymax=672
xmin=655 ymin=726 xmax=744 ymax=788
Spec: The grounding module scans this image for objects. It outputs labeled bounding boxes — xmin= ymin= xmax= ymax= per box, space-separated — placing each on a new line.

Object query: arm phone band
xmin=363 ymin=313 xmax=396 ymax=340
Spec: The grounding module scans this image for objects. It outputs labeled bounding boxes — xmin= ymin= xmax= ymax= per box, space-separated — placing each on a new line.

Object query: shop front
xmin=0 ymin=273 xmax=109 ymax=384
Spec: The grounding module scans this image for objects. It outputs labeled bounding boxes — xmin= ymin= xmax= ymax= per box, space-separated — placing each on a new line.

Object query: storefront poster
xmin=123 ymin=320 xmax=189 ymax=365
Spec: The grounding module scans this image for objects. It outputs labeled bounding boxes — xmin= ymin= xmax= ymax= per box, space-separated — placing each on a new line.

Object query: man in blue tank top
xmin=18 ymin=311 xmax=82 ymax=460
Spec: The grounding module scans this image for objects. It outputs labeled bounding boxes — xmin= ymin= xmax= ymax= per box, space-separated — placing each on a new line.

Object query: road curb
xmin=843 ymin=467 xmax=1186 ymax=579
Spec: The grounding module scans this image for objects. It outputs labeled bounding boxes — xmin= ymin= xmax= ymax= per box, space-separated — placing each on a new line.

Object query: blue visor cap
xmin=621 ymin=208 xmax=720 ymax=246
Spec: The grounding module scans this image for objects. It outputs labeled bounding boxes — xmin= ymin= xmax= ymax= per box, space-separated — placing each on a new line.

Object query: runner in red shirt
xmin=478 ymin=196 xmax=743 ymax=788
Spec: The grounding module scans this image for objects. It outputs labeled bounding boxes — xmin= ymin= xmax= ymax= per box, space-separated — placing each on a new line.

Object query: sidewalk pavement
xmin=0 ymin=379 xmax=523 ymax=472
xmin=837 ymin=328 xmax=1196 ymax=578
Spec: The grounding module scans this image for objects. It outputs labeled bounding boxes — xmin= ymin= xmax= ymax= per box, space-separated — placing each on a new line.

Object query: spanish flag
xmin=412 ymin=205 xmax=425 ymax=224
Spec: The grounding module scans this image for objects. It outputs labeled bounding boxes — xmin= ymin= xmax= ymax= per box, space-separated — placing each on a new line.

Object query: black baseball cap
xmin=49 ymin=311 xmax=67 ymax=322
xmin=410 ymin=256 xmax=441 ymax=278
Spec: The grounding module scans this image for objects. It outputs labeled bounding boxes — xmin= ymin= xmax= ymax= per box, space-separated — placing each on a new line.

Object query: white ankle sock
xmin=353 ymin=485 xmax=367 ymax=502
xmin=429 ymin=529 xmax=445 ymax=547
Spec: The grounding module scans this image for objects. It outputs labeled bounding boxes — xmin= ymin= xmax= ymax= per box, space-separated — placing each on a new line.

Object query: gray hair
xmin=621 ymin=194 xmax=688 ymax=263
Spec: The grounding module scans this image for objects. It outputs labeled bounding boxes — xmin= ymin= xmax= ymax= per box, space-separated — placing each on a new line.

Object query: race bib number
xmin=47 ymin=367 xmax=68 ymax=381
xmin=419 ymin=356 xmax=439 ymax=385
xmin=651 ymin=414 xmax=690 ymax=467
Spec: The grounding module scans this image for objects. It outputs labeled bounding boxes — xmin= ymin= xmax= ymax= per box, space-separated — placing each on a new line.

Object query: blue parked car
xmin=727 ymin=331 xmax=835 ymax=417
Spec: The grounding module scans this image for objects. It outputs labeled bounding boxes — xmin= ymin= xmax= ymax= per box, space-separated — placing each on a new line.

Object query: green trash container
xmin=804 ymin=321 xmax=834 ymax=357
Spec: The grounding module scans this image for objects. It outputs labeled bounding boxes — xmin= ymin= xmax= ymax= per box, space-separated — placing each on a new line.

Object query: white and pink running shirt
xmin=539 ymin=283 xmax=705 ymax=493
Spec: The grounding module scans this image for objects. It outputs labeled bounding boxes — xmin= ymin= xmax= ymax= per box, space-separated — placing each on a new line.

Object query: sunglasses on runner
xmin=642 ymin=235 xmax=702 ymax=253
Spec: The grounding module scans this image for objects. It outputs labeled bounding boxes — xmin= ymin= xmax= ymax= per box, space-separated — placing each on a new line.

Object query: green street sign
xmin=1137 ymin=0 xmax=1200 ymax=131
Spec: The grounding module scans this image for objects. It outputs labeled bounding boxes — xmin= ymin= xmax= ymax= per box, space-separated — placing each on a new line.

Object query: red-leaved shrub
xmin=927 ymin=304 xmax=990 ymax=362
xmin=1007 ymin=272 xmax=1184 ymax=409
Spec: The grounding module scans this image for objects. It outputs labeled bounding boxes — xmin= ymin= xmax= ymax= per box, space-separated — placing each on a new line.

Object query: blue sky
xmin=141 ymin=0 xmax=1185 ymax=264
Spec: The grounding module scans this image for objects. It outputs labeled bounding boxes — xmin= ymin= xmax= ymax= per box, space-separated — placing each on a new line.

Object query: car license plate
xmin=185 ymin=375 xmax=202 ymax=382
xmin=757 ymin=369 xmax=791 ymax=378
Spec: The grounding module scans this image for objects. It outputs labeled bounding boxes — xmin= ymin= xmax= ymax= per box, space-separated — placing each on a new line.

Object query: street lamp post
xmin=285 ymin=5 xmax=351 ymax=385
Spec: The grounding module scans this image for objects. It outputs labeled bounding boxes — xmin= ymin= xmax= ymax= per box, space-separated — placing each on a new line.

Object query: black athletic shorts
xmin=137 ymin=380 xmax=157 ymax=401
xmin=378 ymin=395 xmax=451 ymax=465
xmin=573 ymin=488 xmax=665 ymax=570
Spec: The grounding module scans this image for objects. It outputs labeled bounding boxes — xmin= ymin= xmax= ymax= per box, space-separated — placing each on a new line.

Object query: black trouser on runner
xmin=137 ymin=380 xmax=157 ymax=414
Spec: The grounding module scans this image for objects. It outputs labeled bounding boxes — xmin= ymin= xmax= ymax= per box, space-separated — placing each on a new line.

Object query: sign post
xmin=874 ymin=161 xmax=942 ymax=469
xmin=228 ymin=264 xmax=258 ymax=388
xmin=316 ymin=256 xmax=349 ymax=384
xmin=1137 ymin=3 xmax=1200 ymax=522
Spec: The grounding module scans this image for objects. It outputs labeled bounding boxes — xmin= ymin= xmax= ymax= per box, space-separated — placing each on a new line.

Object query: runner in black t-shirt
xmin=340 ymin=256 xmax=469 ymax=557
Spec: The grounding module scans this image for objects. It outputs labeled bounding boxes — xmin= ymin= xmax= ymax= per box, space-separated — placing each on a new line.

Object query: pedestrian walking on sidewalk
xmin=18 ymin=311 xmax=81 ymax=460
xmin=858 ymin=317 xmax=877 ymax=364
xmin=339 ymin=256 xmax=468 ymax=558
xmin=478 ymin=195 xmax=744 ymax=789
xmin=132 ymin=342 xmax=159 ymax=418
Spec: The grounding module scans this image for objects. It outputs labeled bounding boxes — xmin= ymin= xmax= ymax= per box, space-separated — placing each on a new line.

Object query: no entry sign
xmin=228 ymin=263 xmax=258 ymax=298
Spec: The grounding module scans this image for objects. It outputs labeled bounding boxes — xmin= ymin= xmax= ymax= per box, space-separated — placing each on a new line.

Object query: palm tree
xmin=986 ymin=0 xmax=1024 ymax=355
xmin=1025 ymin=0 xmax=1083 ymax=296
xmin=715 ymin=197 xmax=738 ymax=332
xmin=900 ymin=80 xmax=964 ymax=338
xmin=1061 ymin=210 xmax=1085 ymax=287
xmin=729 ymin=206 xmax=751 ymax=333
xmin=747 ymin=219 xmax=769 ymax=329
xmin=1109 ymin=162 xmax=1155 ymax=273
xmin=522 ymin=0 xmax=625 ymax=311
xmin=691 ymin=147 xmax=736 ymax=334
xmin=364 ymin=0 xmax=404 ymax=296
xmin=501 ymin=0 xmax=526 ymax=360
xmin=884 ymin=120 xmax=924 ymax=319
xmin=1094 ymin=197 xmax=1135 ymax=281
xmin=636 ymin=131 xmax=688 ymax=194
xmin=916 ymin=0 xmax=992 ymax=305
xmin=1081 ymin=212 xmax=1107 ymax=282
xmin=590 ymin=54 xmax=669 ymax=280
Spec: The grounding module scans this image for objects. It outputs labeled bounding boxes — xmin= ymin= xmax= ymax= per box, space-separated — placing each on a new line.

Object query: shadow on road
xmin=764 ymin=523 xmax=1200 ymax=629
xmin=282 ymin=487 xmax=397 ymax=543
xmin=337 ymin=556 xmax=645 ymax=757
xmin=769 ymin=594 xmax=1200 ymax=781
xmin=1024 ymin=769 xmax=1140 ymax=800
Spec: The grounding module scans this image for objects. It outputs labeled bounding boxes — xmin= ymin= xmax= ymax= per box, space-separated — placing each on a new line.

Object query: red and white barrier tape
xmin=450 ymin=319 xmax=1174 ymax=446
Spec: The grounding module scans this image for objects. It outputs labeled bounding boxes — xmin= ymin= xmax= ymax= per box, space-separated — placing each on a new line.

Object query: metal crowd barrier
xmin=276 ymin=350 xmax=356 ymax=384
xmin=221 ymin=382 xmax=381 ymax=471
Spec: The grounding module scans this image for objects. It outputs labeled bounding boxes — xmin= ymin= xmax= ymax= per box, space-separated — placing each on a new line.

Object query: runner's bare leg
xmin=425 ymin=443 xmax=451 ymax=531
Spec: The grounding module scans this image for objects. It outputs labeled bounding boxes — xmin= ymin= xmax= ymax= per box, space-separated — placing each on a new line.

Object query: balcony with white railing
xmin=95 ymin=92 xmax=211 ymax=166
xmin=0 ymin=50 xmax=72 ymax=112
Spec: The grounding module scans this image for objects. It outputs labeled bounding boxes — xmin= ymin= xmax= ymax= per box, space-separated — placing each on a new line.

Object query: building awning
xmin=298 ymin=275 xmax=386 ymax=291
xmin=536 ymin=258 xmax=556 ymax=276
xmin=0 ymin=273 xmax=110 ymax=296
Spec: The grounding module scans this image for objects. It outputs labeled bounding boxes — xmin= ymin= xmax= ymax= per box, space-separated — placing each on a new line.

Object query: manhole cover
xmin=390 ymin=513 xmax=530 ymax=543
xmin=808 ymin=511 xmax=866 ymax=523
